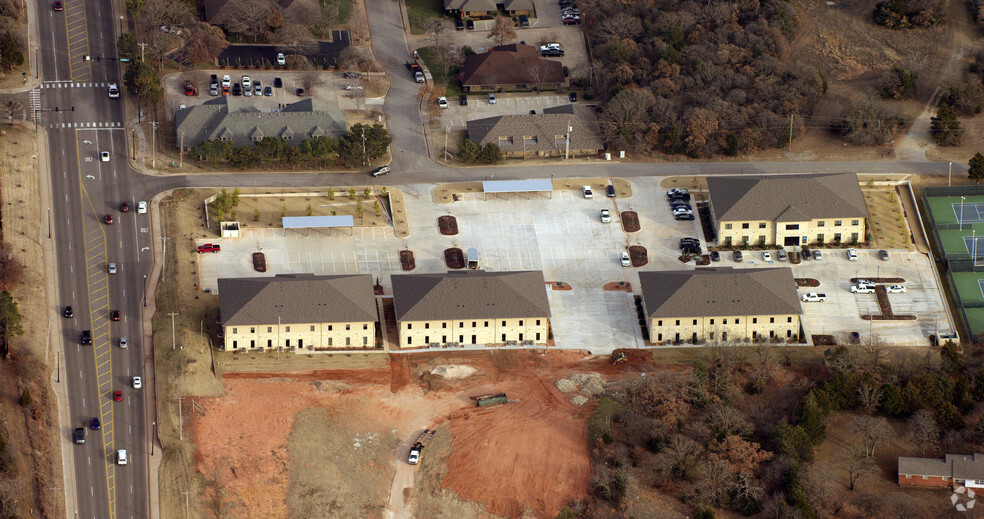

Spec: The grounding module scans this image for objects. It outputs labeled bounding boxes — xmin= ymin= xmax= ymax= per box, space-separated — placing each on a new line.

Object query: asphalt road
xmin=34 ymin=0 xmax=966 ymax=516
xmin=39 ymin=1 xmax=152 ymax=518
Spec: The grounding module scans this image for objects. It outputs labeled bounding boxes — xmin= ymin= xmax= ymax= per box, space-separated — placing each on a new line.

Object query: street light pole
xmin=961 ymin=196 xmax=966 ymax=232
xmin=119 ymin=16 xmax=123 ymax=35
xmin=949 ymin=162 xmax=953 ymax=187
xmin=143 ymin=274 xmax=147 ymax=307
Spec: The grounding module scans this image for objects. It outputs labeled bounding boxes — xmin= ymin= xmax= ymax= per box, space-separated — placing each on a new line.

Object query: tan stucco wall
xmin=717 ymin=217 xmax=866 ymax=247
xmin=398 ymin=317 xmax=549 ymax=348
xmin=223 ymin=320 xmax=375 ymax=351
xmin=650 ymin=314 xmax=801 ymax=344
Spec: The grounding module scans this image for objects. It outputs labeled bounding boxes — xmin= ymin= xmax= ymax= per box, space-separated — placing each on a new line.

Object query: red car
xmin=104 ymin=214 xmax=113 ymax=225
xmin=53 ymin=1 xmax=63 ymax=10
xmin=120 ymin=202 xmax=129 ymax=212
xmin=111 ymin=310 xmax=120 ymax=321
xmin=197 ymin=244 xmax=220 ymax=253
xmin=184 ymin=84 xmax=196 ymax=96
xmin=113 ymin=390 xmax=122 ymax=402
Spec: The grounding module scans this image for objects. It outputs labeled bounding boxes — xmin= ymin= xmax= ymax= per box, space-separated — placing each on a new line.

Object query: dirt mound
xmin=431 ymin=364 xmax=478 ymax=379
xmin=555 ymin=378 xmax=578 ymax=392
xmin=571 ymin=395 xmax=589 ymax=405
xmin=555 ymin=372 xmax=607 ymax=396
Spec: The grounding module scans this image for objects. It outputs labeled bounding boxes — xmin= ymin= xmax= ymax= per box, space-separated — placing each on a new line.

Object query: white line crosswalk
xmin=41 ymin=82 xmax=111 ymax=88
xmin=29 ymin=88 xmax=40 ymax=123
xmin=48 ymin=122 xmax=124 ymax=129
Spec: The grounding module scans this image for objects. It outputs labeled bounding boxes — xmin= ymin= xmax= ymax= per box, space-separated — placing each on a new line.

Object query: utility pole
xmin=151 ymin=121 xmax=157 ymax=168
xmin=161 ymin=237 xmax=168 ymax=280
xmin=169 ymin=312 xmax=179 ymax=350
xmin=176 ymin=397 xmax=183 ymax=440
xmin=564 ymin=120 xmax=572 ymax=160
xmin=138 ymin=42 xmax=147 ymax=62
xmin=131 ymin=128 xmax=136 ymax=160
xmin=444 ymin=125 xmax=450 ymax=163
xmin=788 ymin=114 xmax=793 ymax=153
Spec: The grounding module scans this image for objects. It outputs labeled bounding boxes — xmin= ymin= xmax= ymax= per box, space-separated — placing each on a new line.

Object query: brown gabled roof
xmin=638 ymin=267 xmax=802 ymax=319
xmin=444 ymin=0 xmax=496 ymax=10
xmin=392 ymin=271 xmax=550 ymax=321
xmin=459 ymin=44 xmax=564 ymax=87
xmin=707 ymin=173 xmax=868 ymax=223
xmin=219 ymin=274 xmax=376 ymax=326
xmin=467 ymin=106 xmax=603 ymax=153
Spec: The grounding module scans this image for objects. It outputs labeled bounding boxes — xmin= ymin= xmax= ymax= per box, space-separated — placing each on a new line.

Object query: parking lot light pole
xmin=949 ymin=162 xmax=953 ymax=187
xmin=961 ymin=196 xmax=966 ymax=231
xmin=974 ymin=229 xmax=977 ymax=268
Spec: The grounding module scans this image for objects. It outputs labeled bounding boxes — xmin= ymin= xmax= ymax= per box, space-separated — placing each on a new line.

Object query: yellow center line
xmin=74 ymin=131 xmax=116 ymax=519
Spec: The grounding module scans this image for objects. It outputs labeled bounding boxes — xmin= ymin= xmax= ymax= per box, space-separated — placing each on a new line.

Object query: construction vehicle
xmin=408 ymin=429 xmax=436 ymax=465
xmin=611 ymin=351 xmax=627 ymax=364
xmin=474 ymin=393 xmax=508 ymax=407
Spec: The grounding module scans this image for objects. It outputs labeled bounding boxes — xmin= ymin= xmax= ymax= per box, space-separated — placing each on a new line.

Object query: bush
xmin=880 ymin=66 xmax=918 ymax=100
xmin=19 ymin=388 xmax=32 ymax=407
xmin=931 ymin=103 xmax=963 ymax=146
xmin=874 ymin=0 xmax=945 ymax=28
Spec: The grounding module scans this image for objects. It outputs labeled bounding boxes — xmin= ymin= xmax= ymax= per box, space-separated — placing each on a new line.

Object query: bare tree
xmin=135 ymin=0 xmax=191 ymax=34
xmin=0 ymin=95 xmax=21 ymax=125
xmin=751 ymin=345 xmax=778 ymax=387
xmin=299 ymin=67 xmax=324 ymax=94
xmin=906 ymin=409 xmax=939 ymax=456
xmin=860 ymin=339 xmax=887 ymax=372
xmin=842 ymin=447 xmax=875 ymax=491
xmin=349 ymin=77 xmax=367 ymax=111
xmin=599 ymin=88 xmax=656 ymax=152
xmin=852 ymin=415 xmax=892 ymax=457
xmin=215 ymin=0 xmax=274 ymax=40
xmin=487 ymin=16 xmax=516 ymax=47
xmin=273 ymin=23 xmax=316 ymax=56
xmin=707 ymin=404 xmax=753 ymax=438
xmin=306 ymin=1 xmax=339 ymax=38
xmin=692 ymin=459 xmax=731 ymax=508
xmin=857 ymin=380 xmax=880 ymax=415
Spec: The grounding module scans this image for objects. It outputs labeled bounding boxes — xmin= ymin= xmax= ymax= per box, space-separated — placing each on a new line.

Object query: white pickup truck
xmin=801 ymin=292 xmax=826 ymax=302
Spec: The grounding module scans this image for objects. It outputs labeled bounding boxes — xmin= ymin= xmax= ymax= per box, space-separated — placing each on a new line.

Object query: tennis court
xmin=925 ymin=194 xmax=984 ymax=258
xmin=952 ymin=272 xmax=984 ymax=334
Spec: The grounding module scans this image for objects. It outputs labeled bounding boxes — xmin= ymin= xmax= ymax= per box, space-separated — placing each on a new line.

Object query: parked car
xmin=241 ymin=76 xmax=251 ymax=90
xmin=812 ymin=249 xmax=823 ymax=260
xmin=710 ymin=250 xmax=721 ymax=262
xmin=668 ymin=192 xmax=691 ymax=202
xmin=606 ymin=184 xmax=615 ymax=197
xmin=263 ymin=86 xmax=272 ymax=96
xmin=600 ymin=209 xmax=610 ymax=223
xmin=197 ymin=244 xmax=221 ymax=254
xmin=851 ymin=283 xmax=876 ymax=294
xmin=672 ymin=207 xmax=693 ymax=216
xmin=370 ymin=165 xmax=391 ymax=177
xmin=801 ymin=247 xmax=811 ymax=260
xmin=801 ymin=292 xmax=826 ymax=302
xmin=455 ymin=18 xmax=464 ymax=30
xmin=679 ymin=238 xmax=700 ymax=250
xmin=488 ymin=93 xmax=497 ymax=104
xmin=53 ymin=1 xmax=63 ymax=11
xmin=232 ymin=83 xmax=242 ymax=96
xmin=763 ymin=251 xmax=772 ymax=262
xmin=879 ymin=249 xmax=889 ymax=261
xmin=274 ymin=77 xmax=283 ymax=88
xmin=667 ymin=188 xmax=689 ymax=198
xmin=569 ymin=92 xmax=578 ymax=102
xmin=183 ymin=82 xmax=196 ymax=96
xmin=887 ymin=285 xmax=907 ymax=294
xmin=221 ymin=75 xmax=231 ymax=87
xmin=670 ymin=202 xmax=691 ymax=211
xmin=620 ymin=252 xmax=631 ymax=267
xmin=276 ymin=53 xmax=286 ymax=65
xmin=540 ymin=43 xmax=561 ymax=51
xmin=466 ymin=19 xmax=475 ymax=30
xmin=295 ymin=87 xmax=305 ymax=96
xmin=254 ymin=82 xmax=262 ymax=95
xmin=675 ymin=213 xmax=695 ymax=221
xmin=541 ymin=49 xmax=565 ymax=57
xmin=458 ymin=95 xmax=468 ymax=106
xmin=209 ymin=84 xmax=219 ymax=96
xmin=777 ymin=249 xmax=787 ymax=261
xmin=437 ymin=96 xmax=448 ymax=108
xmin=847 ymin=248 xmax=858 ymax=261
xmin=518 ymin=14 xmax=530 ymax=27
xmin=581 ymin=186 xmax=593 ymax=198
xmin=733 ymin=250 xmax=743 ymax=262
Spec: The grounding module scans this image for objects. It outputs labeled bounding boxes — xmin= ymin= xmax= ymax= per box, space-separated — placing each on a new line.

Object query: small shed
xmin=220 ymin=221 xmax=241 ymax=238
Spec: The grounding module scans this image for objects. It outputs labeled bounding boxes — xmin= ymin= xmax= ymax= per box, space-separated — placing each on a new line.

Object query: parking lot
xmin=162 ymin=70 xmax=383 ymax=117
xmin=435 ymin=92 xmax=574 ymax=128
xmin=193 ymin=179 xmax=950 ymax=351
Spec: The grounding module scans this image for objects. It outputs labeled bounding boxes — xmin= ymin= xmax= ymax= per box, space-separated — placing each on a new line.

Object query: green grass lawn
xmin=406 ymin=0 xmax=443 ymax=34
xmin=323 ymin=0 xmax=353 ymax=25
xmin=415 ymin=46 xmax=463 ymax=96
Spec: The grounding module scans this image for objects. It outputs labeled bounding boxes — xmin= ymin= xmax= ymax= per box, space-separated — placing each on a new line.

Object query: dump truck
xmin=408 ymin=429 xmax=436 ymax=465
xmin=475 ymin=392 xmax=508 ymax=407
xmin=406 ymin=62 xmax=424 ymax=83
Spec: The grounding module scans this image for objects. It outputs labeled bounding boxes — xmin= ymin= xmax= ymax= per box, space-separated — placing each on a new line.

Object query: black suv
xmin=64 ymin=305 xmax=73 ymax=318
xmin=74 ymin=427 xmax=85 ymax=445
xmin=679 ymin=238 xmax=702 ymax=254
xmin=455 ymin=18 xmax=464 ymax=30
xmin=81 ymin=330 xmax=92 ymax=345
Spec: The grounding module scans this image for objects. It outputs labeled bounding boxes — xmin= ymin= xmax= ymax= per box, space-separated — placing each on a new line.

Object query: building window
xmin=753 ymin=318 xmax=757 ymax=323
xmin=817 ymin=234 xmax=824 ymax=244
xmin=759 ymin=236 xmax=766 ymax=244
xmin=852 ymin=232 xmax=859 ymax=241
xmin=233 ymin=328 xmax=237 ymax=334
xmin=852 ymin=219 xmax=859 ymax=225
xmin=710 ymin=319 xmax=714 ymax=324
xmin=658 ymin=320 xmax=662 ymax=326
xmin=535 ymin=319 xmax=540 ymax=325
xmin=742 ymin=236 xmax=749 ymax=245
xmin=657 ymin=333 xmax=663 ymax=341
xmin=328 ymin=325 xmax=333 ymax=331
xmin=407 ymin=323 xmax=412 ymax=330
xmin=735 ymin=318 xmax=739 ymax=324
xmin=250 ymin=327 xmax=255 ymax=333
xmin=425 ymin=336 xmax=430 ymax=344
xmin=786 ymin=224 xmax=799 ymax=230
xmin=364 ymin=324 xmax=368 ymax=330
xmin=328 ymin=338 xmax=332 ymax=346
xmin=502 ymin=334 xmax=506 ymax=341
xmin=723 ymin=319 xmax=728 ymax=324
xmin=818 ymin=221 xmax=825 ymax=227
xmin=519 ymin=320 xmax=523 ymax=326
xmin=675 ymin=320 xmax=680 ymax=326
xmin=425 ymin=323 xmax=430 ymax=329
xmin=233 ymin=340 xmax=237 ymax=348
xmin=752 ymin=331 xmax=758 ymax=339
xmin=502 ymin=320 xmax=506 ymax=326
xmin=709 ymin=332 xmax=715 ymax=340
xmin=285 ymin=326 xmax=290 ymax=332
xmin=473 ymin=321 xmax=477 ymax=327
xmin=788 ymin=317 xmax=792 ymax=322
xmin=759 ymin=223 xmax=766 ymax=228
xmin=835 ymin=220 xmax=842 ymax=226
xmin=536 ymin=333 xmax=540 ymax=340
xmin=742 ymin=223 xmax=749 ymax=229
xmin=725 ymin=223 xmax=732 ymax=230
xmin=407 ymin=337 xmax=412 ymax=345
xmin=485 ymin=321 xmax=489 ymax=327
xmin=364 ymin=337 xmax=368 ymax=345
xmin=834 ymin=233 xmax=841 ymax=242
xmin=346 ymin=324 xmax=350 ymax=330
xmin=722 ymin=332 xmax=727 ymax=341
xmin=693 ymin=319 xmax=697 ymax=325
xmin=770 ymin=317 xmax=775 ymax=323
xmin=460 ymin=322 xmax=464 ymax=327
xmin=310 ymin=325 xmax=315 ymax=331
xmin=442 ymin=322 xmax=447 ymax=328
xmin=267 ymin=327 xmax=271 ymax=333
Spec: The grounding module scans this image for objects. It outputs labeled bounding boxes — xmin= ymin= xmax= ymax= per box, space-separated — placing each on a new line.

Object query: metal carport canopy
xmin=282 ymin=215 xmax=355 ymax=228
xmin=482 ymin=179 xmax=553 ymax=193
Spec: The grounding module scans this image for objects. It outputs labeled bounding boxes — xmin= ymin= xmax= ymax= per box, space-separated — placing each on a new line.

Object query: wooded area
xmin=578 ymin=0 xmax=820 ymax=158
